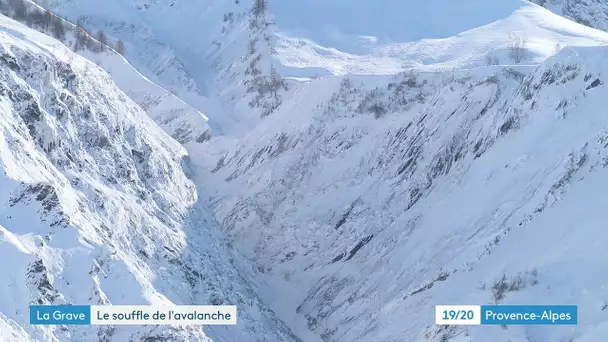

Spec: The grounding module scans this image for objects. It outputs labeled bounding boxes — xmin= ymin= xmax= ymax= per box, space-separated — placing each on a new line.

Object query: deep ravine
xmin=4 ymin=0 xmax=608 ymax=341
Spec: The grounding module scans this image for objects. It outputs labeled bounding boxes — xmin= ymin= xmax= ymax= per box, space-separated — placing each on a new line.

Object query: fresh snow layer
xmin=43 ymin=0 xmax=608 ymax=137
xmin=21 ymin=1 xmax=212 ymax=146
xmin=533 ymin=0 xmax=608 ymax=32
xmin=78 ymin=48 xmax=213 ymax=147
xmin=271 ymin=0 xmax=526 ymax=51
xmin=200 ymin=44 xmax=608 ymax=341
xmin=270 ymin=0 xmax=608 ymax=76
xmin=43 ymin=0 xmax=255 ymax=135
xmin=0 ymin=14 xmax=297 ymax=342
xmin=5 ymin=1 xmax=608 ymax=342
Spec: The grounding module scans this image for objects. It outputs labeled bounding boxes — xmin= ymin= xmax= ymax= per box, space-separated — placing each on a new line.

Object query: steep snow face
xmin=532 ymin=0 xmax=608 ymax=31
xmin=44 ymin=0 xmax=275 ymax=133
xmin=15 ymin=1 xmax=608 ymax=341
xmin=16 ymin=2 xmax=212 ymax=146
xmin=44 ymin=0 xmax=208 ymax=95
xmin=43 ymin=0 xmax=253 ymax=88
xmin=200 ymin=44 xmax=608 ymax=341
xmin=0 ymin=15 xmax=297 ymax=342
xmin=77 ymin=48 xmax=212 ymax=147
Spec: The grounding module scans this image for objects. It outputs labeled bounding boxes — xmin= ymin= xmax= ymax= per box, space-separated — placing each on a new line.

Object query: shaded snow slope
xmin=198 ymin=44 xmax=608 ymax=341
xmin=17 ymin=2 xmax=212 ymax=146
xmin=44 ymin=0 xmax=204 ymax=95
xmin=45 ymin=0 xmax=608 ymax=80
xmin=0 ymin=15 xmax=297 ymax=342
xmin=532 ymin=0 xmax=608 ymax=31
xmin=78 ymin=48 xmax=212 ymax=147
xmin=43 ymin=0 xmax=259 ymax=134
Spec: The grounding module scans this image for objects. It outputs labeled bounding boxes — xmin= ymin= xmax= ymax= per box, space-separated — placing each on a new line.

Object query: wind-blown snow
xmin=43 ymin=0 xmax=608 ymax=117
xmin=271 ymin=0 xmax=525 ymax=51
xmin=17 ymin=2 xmax=212 ymax=146
xmin=79 ymin=48 xmax=212 ymax=147
xmin=44 ymin=0 xmax=256 ymax=135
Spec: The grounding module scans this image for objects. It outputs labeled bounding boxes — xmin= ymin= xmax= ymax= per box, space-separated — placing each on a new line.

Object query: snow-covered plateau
xmin=2 ymin=0 xmax=608 ymax=341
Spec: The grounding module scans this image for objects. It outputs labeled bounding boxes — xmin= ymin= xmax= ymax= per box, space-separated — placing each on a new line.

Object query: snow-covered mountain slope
xmin=77 ymin=48 xmax=212 ymax=146
xmin=17 ymin=1 xmax=212 ymax=146
xmin=9 ymin=1 xmax=608 ymax=342
xmin=43 ymin=0 xmax=258 ymax=132
xmin=0 ymin=14 xmax=297 ymax=342
xmin=44 ymin=0 xmax=203 ymax=95
xmin=40 ymin=0 xmax=608 ymax=127
xmin=195 ymin=43 xmax=608 ymax=341
xmin=45 ymin=0 xmax=608 ymax=79
xmin=532 ymin=0 xmax=608 ymax=31
xmin=269 ymin=0 xmax=608 ymax=76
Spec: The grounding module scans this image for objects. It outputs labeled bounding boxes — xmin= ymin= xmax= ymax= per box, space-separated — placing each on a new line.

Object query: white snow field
xmin=269 ymin=0 xmax=608 ymax=76
xmin=45 ymin=0 xmax=608 ymax=81
xmin=3 ymin=0 xmax=608 ymax=342
xmin=183 ymin=1 xmax=608 ymax=341
xmin=76 ymin=47 xmax=213 ymax=148
xmin=40 ymin=0 xmax=608 ymax=132
xmin=0 ymin=14 xmax=296 ymax=342
xmin=24 ymin=1 xmax=213 ymax=146
xmin=43 ymin=0 xmax=258 ymax=135
xmin=197 ymin=47 xmax=608 ymax=342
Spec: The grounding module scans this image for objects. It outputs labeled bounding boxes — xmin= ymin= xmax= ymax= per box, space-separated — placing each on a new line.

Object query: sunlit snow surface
xmin=45 ymin=0 xmax=608 ymax=116
xmin=5 ymin=1 xmax=608 ymax=342
xmin=270 ymin=0 xmax=608 ymax=75
xmin=0 ymin=14 xmax=296 ymax=342
xmin=199 ymin=47 xmax=608 ymax=342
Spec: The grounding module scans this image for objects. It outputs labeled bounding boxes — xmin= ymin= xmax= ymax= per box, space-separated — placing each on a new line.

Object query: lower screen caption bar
xmin=435 ymin=305 xmax=577 ymax=325
xmin=30 ymin=305 xmax=238 ymax=325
